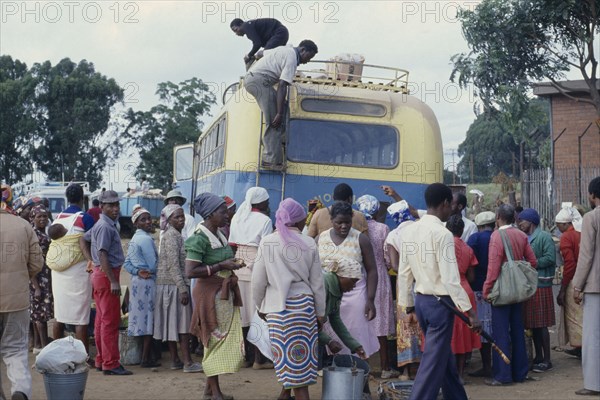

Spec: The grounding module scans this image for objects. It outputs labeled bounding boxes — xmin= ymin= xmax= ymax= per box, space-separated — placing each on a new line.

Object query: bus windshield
xmin=287 ymin=119 xmax=398 ymax=168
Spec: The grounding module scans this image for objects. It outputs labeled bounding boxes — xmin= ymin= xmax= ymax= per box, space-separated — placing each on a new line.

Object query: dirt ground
xmin=1 ymin=239 xmax=588 ymax=399
xmin=1 ymin=328 xmax=587 ymax=400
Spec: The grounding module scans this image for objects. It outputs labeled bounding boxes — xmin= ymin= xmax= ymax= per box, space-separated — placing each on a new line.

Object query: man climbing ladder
xmin=243 ymin=40 xmax=318 ymax=170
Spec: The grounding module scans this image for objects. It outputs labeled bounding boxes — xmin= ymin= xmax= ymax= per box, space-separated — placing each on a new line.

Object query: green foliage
xmin=457 ymin=98 xmax=550 ymax=182
xmin=0 ymin=56 xmax=38 ymax=182
xmin=124 ymin=78 xmax=216 ymax=193
xmin=0 ymin=56 xmax=122 ymax=189
xmin=451 ymin=0 xmax=600 ymax=115
xmin=29 ymin=58 xmax=123 ymax=189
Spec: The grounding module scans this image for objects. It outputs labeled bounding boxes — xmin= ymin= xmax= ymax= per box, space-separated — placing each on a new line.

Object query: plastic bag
xmin=247 ymin=312 xmax=273 ymax=361
xmin=35 ymin=336 xmax=89 ymax=374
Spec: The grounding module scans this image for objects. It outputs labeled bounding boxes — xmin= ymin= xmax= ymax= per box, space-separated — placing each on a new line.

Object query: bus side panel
xmin=282 ymin=173 xmax=428 ymax=210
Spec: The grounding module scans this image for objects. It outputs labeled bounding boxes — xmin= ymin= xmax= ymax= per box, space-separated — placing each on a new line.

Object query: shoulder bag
xmin=487 ymin=229 xmax=538 ymax=306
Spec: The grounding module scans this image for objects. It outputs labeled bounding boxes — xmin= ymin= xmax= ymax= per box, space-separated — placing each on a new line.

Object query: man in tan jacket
xmin=573 ymin=176 xmax=600 ymax=396
xmin=0 ymin=205 xmax=43 ymax=400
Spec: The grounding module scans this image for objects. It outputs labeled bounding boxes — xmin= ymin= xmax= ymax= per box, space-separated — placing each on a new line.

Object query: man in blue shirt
xmin=81 ymin=190 xmax=131 ymax=375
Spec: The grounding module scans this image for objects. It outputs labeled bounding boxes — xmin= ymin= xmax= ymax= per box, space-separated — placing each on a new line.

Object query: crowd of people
xmin=1 ymin=177 xmax=599 ymax=400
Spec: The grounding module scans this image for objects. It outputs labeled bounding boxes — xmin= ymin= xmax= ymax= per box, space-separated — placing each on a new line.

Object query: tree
xmin=30 ymin=58 xmax=124 ymax=189
xmin=124 ymin=78 xmax=216 ymax=192
xmin=451 ymin=0 xmax=600 ymax=118
xmin=457 ymin=99 xmax=550 ymax=182
xmin=0 ymin=56 xmax=38 ymax=182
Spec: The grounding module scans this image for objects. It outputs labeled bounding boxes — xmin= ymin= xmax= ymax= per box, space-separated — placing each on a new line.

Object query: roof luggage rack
xmin=295 ymin=60 xmax=410 ymax=94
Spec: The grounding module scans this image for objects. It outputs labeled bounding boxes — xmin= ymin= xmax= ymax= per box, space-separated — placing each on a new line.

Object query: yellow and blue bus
xmin=173 ymin=60 xmax=442 ymax=222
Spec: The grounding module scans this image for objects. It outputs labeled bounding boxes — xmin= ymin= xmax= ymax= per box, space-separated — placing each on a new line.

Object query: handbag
xmin=487 ymin=229 xmax=538 ymax=306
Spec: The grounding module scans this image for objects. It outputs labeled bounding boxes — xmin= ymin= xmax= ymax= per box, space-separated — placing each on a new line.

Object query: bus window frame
xmin=286 ymin=119 xmax=400 ymax=170
xmin=174 ymin=145 xmax=194 ymax=181
xmin=197 ymin=115 xmax=227 ymax=177
xmin=300 ymin=98 xmax=388 ymax=118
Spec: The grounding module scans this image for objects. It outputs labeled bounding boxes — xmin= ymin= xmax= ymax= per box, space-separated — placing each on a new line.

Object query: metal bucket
xmin=43 ymin=370 xmax=88 ymax=400
xmin=322 ymin=355 xmax=368 ymax=400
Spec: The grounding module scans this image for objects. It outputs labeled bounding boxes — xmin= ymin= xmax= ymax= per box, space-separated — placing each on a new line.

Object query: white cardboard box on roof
xmin=326 ymin=53 xmax=365 ymax=82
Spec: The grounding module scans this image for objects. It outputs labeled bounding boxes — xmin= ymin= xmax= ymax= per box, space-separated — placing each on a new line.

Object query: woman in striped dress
xmin=316 ymin=201 xmax=380 ymax=359
xmin=252 ymin=198 xmax=326 ymax=400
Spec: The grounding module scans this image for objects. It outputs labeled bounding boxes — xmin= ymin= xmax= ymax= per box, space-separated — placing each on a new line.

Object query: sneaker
xmin=103 ymin=365 xmax=133 ymax=375
xmin=565 ymin=348 xmax=582 ymax=359
xmin=170 ymin=360 xmax=184 ymax=370
xmin=183 ymin=362 xmax=203 ymax=373
xmin=532 ymin=362 xmax=553 ymax=373
xmin=380 ymin=370 xmax=400 ymax=379
xmin=32 ymin=347 xmax=42 ymax=355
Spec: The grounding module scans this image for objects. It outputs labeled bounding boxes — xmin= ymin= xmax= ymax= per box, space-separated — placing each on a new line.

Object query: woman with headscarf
xmin=154 ymin=204 xmax=202 ymax=373
xmin=385 ymin=200 xmax=423 ymax=380
xmin=252 ymin=198 xmax=326 ymax=400
xmin=28 ymin=205 xmax=53 ymax=353
xmin=518 ymin=208 xmax=556 ymax=373
xmin=555 ymin=206 xmax=583 ymax=358
xmin=124 ymin=207 xmax=159 ymax=368
xmin=228 ymin=186 xmax=274 ymax=369
xmin=356 ymin=194 xmax=396 ymax=378
xmin=316 ymin=201 xmax=380 ymax=360
xmin=1 ymin=184 xmax=15 ymax=214
xmin=186 ymin=193 xmax=245 ymax=400
xmin=219 ymin=195 xmax=237 ymax=239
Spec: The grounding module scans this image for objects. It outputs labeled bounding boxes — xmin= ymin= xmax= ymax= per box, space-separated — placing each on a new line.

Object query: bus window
xmin=301 ymin=99 xmax=387 ymax=117
xmin=48 ymin=197 xmax=65 ymax=214
xmin=198 ymin=117 xmax=226 ymax=176
xmin=175 ymin=147 xmax=194 ymax=181
xmin=287 ymin=119 xmax=398 ymax=168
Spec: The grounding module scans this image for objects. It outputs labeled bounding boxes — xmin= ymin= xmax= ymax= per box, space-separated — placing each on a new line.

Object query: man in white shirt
xmin=244 ymin=40 xmax=318 ymax=169
xmin=397 ymin=183 xmax=481 ymax=400
xmin=451 ymin=192 xmax=477 ymax=242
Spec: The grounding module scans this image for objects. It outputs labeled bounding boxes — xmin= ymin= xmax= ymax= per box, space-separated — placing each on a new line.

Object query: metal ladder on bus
xmin=255 ymin=93 xmax=288 ymax=202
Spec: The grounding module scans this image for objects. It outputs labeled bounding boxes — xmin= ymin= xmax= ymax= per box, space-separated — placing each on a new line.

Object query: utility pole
xmin=470 ymin=154 xmax=474 ymax=184
xmin=452 ymin=149 xmax=456 ymax=185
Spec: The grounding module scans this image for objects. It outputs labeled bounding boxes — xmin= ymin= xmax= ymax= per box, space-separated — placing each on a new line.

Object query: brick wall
xmin=552 ymin=95 xmax=600 ymax=169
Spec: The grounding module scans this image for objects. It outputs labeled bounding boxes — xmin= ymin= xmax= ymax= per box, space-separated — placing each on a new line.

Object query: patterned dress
xmin=318 ymin=228 xmax=380 ymax=357
xmin=30 ymin=227 xmax=53 ymax=322
xmin=124 ymin=229 xmax=157 ymax=337
xmin=386 ymin=221 xmax=423 ymax=367
xmin=366 ymin=219 xmax=395 ymax=337
xmin=186 ymin=226 xmax=244 ymax=377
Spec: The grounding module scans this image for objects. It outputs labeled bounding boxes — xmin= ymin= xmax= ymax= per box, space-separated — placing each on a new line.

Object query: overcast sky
xmin=3 ymin=0 xmax=490 ymax=189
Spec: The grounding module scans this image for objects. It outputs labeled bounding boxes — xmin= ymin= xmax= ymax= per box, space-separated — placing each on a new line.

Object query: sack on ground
xmin=35 ymin=336 xmax=88 ymax=374
xmin=119 ymin=330 xmax=142 ymax=365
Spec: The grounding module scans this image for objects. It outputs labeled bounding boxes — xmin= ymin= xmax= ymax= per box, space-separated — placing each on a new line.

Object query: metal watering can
xmin=322 ymin=355 xmax=369 ymax=400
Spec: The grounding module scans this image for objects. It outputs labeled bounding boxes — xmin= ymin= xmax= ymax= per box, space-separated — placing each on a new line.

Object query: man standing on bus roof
xmin=244 ymin=40 xmax=318 ymax=170
xmin=230 ymin=18 xmax=289 ymax=67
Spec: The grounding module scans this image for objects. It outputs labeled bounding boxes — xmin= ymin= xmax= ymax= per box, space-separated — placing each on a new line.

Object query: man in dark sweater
xmin=230 ymin=18 xmax=289 ymax=66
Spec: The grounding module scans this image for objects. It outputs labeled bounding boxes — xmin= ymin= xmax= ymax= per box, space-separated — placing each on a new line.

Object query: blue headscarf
xmin=356 ymin=194 xmax=379 ymax=220
xmin=387 ymin=200 xmax=415 ymax=226
xmin=518 ymin=208 xmax=540 ymax=226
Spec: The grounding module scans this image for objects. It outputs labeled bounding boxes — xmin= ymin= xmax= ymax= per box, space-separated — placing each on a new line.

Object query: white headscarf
xmin=233 ymin=186 xmax=269 ymax=224
xmin=555 ymin=206 xmax=583 ymax=232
